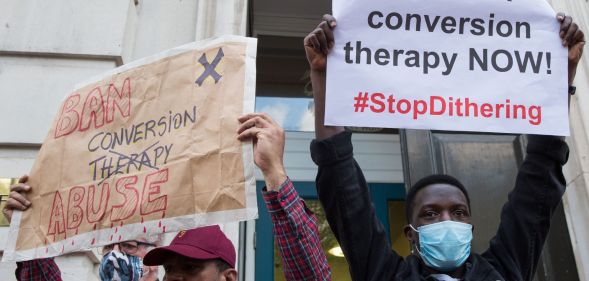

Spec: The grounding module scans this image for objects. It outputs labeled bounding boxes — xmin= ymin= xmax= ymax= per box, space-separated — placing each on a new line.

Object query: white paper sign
xmin=326 ymin=0 xmax=569 ymax=135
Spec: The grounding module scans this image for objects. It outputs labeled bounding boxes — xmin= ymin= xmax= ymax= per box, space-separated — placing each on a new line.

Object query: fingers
xmin=237 ymin=112 xmax=283 ymax=141
xmin=237 ymin=118 xmax=265 ymax=135
xmin=237 ymin=113 xmax=274 ymax=134
xmin=304 ymin=14 xmax=337 ymax=55
xmin=18 ymin=175 xmax=28 ymax=184
xmin=5 ymin=193 xmax=30 ymax=211
xmin=558 ymin=14 xmax=585 ymax=48
xmin=238 ymin=112 xmax=276 ymax=125
xmin=574 ymin=29 xmax=585 ymax=44
xmin=572 ymin=29 xmax=586 ymax=51
xmin=565 ymin=22 xmax=578 ymax=47
xmin=305 ymin=29 xmax=327 ymax=55
xmin=559 ymin=15 xmax=573 ymax=45
xmin=236 ymin=126 xmax=263 ymax=141
xmin=9 ymin=189 xmax=31 ymax=206
xmin=5 ymin=177 xmax=33 ymax=217
xmin=304 ymin=32 xmax=319 ymax=49
xmin=315 ymin=28 xmax=329 ymax=55
xmin=319 ymin=21 xmax=335 ymax=50
xmin=10 ymin=182 xmax=31 ymax=193
xmin=322 ymin=14 xmax=337 ymax=28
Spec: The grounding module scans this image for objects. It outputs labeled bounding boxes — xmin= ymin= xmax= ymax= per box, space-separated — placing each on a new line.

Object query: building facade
xmin=0 ymin=0 xmax=587 ymax=280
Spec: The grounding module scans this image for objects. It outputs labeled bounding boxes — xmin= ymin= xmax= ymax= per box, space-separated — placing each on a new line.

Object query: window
xmin=255 ymin=97 xmax=314 ymax=132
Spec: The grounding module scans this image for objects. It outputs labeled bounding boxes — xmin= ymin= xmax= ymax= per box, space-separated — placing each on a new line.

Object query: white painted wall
xmin=0 ymin=57 xmax=116 ymax=143
xmin=131 ymin=0 xmax=200 ymax=60
xmin=0 ymin=0 xmax=137 ymax=63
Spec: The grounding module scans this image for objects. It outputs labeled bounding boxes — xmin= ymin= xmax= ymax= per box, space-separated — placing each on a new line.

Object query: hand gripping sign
xmin=3 ymin=36 xmax=257 ymax=261
xmin=326 ymin=0 xmax=569 ymax=135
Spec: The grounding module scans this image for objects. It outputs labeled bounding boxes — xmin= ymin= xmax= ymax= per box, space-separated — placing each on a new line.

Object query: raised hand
xmin=237 ymin=113 xmax=287 ymax=190
xmin=304 ymin=14 xmax=337 ymax=72
xmin=557 ymin=12 xmax=585 ymax=85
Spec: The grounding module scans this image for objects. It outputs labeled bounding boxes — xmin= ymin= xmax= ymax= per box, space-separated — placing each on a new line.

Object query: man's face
xmin=404 ymin=183 xmax=472 ymax=242
xmin=161 ymin=253 xmax=237 ymax=281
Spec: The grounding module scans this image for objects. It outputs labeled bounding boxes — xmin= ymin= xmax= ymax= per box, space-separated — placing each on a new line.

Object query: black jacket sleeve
xmin=311 ymin=131 xmax=403 ymax=281
xmin=481 ymin=135 xmax=569 ymax=281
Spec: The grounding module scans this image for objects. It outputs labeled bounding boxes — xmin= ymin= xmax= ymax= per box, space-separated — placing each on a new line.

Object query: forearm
xmin=263 ymin=179 xmax=331 ymax=281
xmin=311 ymin=70 xmax=344 ymax=141
xmin=483 ymin=135 xmax=568 ymax=280
xmin=311 ymin=132 xmax=399 ymax=280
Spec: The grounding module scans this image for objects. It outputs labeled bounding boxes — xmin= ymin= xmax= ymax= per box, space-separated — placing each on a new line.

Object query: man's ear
xmin=221 ymin=268 xmax=238 ymax=281
xmin=404 ymin=224 xmax=415 ymax=242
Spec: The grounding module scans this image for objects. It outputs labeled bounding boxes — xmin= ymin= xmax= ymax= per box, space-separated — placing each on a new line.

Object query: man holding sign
xmin=306 ymin=8 xmax=583 ymax=281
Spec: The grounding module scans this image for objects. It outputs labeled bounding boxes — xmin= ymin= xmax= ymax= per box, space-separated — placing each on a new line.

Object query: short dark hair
xmin=405 ymin=174 xmax=471 ymax=223
xmin=214 ymin=258 xmax=233 ymax=272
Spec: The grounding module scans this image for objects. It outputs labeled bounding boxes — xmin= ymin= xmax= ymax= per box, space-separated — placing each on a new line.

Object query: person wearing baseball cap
xmin=143 ymin=225 xmax=237 ymax=281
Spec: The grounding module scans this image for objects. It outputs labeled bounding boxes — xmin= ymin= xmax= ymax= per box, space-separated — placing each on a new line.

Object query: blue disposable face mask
xmin=410 ymin=220 xmax=473 ymax=272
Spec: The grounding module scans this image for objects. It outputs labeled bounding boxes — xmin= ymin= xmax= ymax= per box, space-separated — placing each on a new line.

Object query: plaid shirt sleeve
xmin=262 ymin=178 xmax=331 ymax=281
xmin=15 ymin=258 xmax=62 ymax=281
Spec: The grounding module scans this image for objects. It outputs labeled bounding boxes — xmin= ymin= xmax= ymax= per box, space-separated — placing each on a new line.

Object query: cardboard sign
xmin=326 ymin=0 xmax=569 ymax=135
xmin=3 ymin=36 xmax=258 ymax=261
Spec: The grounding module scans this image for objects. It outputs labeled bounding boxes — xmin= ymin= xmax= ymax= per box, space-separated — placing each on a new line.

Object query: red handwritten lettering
xmin=87 ymin=183 xmax=110 ymax=223
xmin=79 ymin=87 xmax=106 ymax=131
xmin=106 ymin=78 xmax=132 ymax=123
xmin=47 ymin=170 xmax=172 ymax=236
xmin=110 ymin=175 xmax=139 ymax=222
xmin=48 ymin=191 xmax=66 ymax=235
xmin=53 ymin=79 xmax=132 ymax=139
xmin=140 ymin=168 xmax=169 ymax=215
xmin=54 ymin=94 xmax=81 ymax=138
xmin=67 ymin=186 xmax=85 ymax=230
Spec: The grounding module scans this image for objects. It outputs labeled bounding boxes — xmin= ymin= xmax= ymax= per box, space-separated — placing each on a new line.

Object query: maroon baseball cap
xmin=143 ymin=225 xmax=236 ymax=267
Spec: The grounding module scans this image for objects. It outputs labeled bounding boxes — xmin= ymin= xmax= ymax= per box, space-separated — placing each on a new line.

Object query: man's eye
xmin=454 ymin=209 xmax=466 ymax=216
xmin=424 ymin=211 xmax=437 ymax=217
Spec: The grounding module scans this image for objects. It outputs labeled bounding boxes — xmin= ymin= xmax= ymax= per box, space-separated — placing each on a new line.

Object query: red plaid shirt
xmin=15 ymin=258 xmax=62 ymax=281
xmin=263 ymin=178 xmax=331 ymax=281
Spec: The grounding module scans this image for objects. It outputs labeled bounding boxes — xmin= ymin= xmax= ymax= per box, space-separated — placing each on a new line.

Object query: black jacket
xmin=310 ymin=132 xmax=568 ymax=281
